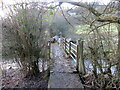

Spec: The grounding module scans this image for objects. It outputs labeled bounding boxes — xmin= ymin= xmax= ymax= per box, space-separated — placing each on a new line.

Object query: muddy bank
xmin=15 ymin=70 xmax=49 ymax=88
xmin=1 ymin=58 xmax=49 ymax=89
xmin=2 ymin=70 xmax=49 ymax=89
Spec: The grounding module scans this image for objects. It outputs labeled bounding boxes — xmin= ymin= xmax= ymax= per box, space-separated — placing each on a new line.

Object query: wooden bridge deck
xmin=48 ymin=43 xmax=84 ymax=88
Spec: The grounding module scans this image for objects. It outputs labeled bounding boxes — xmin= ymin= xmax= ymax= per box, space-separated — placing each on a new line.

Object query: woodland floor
xmin=1 ymin=60 xmax=25 ymax=88
xmin=1 ymin=60 xmax=48 ymax=89
xmin=14 ymin=70 xmax=48 ymax=88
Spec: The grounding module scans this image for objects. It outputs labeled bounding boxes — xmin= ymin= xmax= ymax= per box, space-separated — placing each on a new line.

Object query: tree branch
xmin=60 ymin=1 xmax=120 ymax=24
xmin=97 ymin=15 xmax=120 ymax=24
xmin=60 ymin=2 xmax=101 ymax=16
xmin=59 ymin=6 xmax=74 ymax=29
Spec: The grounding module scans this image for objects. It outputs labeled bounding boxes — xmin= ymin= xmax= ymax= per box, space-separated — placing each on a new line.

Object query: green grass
xmin=75 ymin=25 xmax=90 ymax=34
xmin=75 ymin=24 xmax=118 ymax=34
xmin=100 ymin=24 xmax=118 ymax=33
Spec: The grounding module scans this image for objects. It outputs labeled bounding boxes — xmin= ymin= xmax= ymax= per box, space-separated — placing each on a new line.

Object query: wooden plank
xmin=66 ymin=48 xmax=69 ymax=54
xmin=71 ymin=47 xmax=77 ymax=53
xmin=65 ymin=38 xmax=66 ymax=53
xmin=49 ymin=44 xmax=84 ymax=88
xmin=48 ymin=41 xmax=51 ymax=59
xmin=69 ymin=42 xmax=71 ymax=56
xmin=71 ymin=42 xmax=77 ymax=48
xmin=66 ymin=43 xmax=69 ymax=47
xmin=70 ymin=50 xmax=77 ymax=58
xmin=70 ymin=54 xmax=76 ymax=63
xmin=66 ymin=46 xmax=69 ymax=51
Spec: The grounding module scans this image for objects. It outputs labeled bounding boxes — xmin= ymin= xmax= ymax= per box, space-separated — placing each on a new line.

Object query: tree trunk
xmin=27 ymin=57 xmax=40 ymax=76
xmin=32 ymin=60 xmax=40 ymax=75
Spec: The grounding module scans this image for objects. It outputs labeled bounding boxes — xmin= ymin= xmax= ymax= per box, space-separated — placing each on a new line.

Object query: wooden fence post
xmin=76 ymin=40 xmax=80 ymax=72
xmin=48 ymin=41 xmax=51 ymax=59
xmin=69 ymin=41 xmax=71 ymax=56
xmin=47 ymin=41 xmax=51 ymax=76
xmin=78 ymin=39 xmax=86 ymax=75
xmin=65 ymin=38 xmax=67 ymax=53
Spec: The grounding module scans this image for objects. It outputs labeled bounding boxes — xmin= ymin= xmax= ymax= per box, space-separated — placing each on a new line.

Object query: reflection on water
xmin=1 ymin=58 xmax=48 ymax=72
xmin=71 ymin=59 xmax=116 ymax=75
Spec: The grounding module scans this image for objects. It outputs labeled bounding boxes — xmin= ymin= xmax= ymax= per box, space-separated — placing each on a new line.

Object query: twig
xmin=88 ymin=22 xmax=110 ymax=34
xmin=59 ymin=6 xmax=74 ymax=29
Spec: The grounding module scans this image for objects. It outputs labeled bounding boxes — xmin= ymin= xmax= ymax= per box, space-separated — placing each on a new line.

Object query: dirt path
xmin=49 ymin=43 xmax=84 ymax=88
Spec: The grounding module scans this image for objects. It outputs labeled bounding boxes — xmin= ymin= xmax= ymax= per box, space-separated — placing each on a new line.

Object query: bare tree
xmin=2 ymin=2 xmax=51 ymax=76
xmin=55 ymin=0 xmax=120 ymax=88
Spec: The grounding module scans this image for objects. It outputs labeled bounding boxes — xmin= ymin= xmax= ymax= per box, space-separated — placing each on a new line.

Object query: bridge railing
xmin=48 ymin=41 xmax=51 ymax=59
xmin=63 ymin=38 xmax=86 ymax=75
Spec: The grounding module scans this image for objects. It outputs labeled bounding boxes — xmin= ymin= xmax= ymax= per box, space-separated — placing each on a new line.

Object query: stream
xmin=70 ymin=59 xmax=116 ymax=75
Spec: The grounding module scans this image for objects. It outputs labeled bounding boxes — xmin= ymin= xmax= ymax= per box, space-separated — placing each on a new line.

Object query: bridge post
xmin=69 ymin=41 xmax=71 ymax=56
xmin=65 ymin=38 xmax=67 ymax=53
xmin=76 ymin=41 xmax=80 ymax=72
xmin=48 ymin=41 xmax=51 ymax=59
xmin=47 ymin=41 xmax=51 ymax=76
xmin=78 ymin=39 xmax=86 ymax=75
